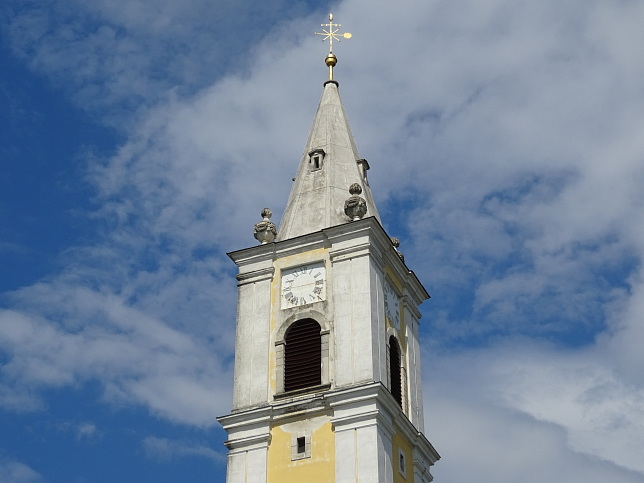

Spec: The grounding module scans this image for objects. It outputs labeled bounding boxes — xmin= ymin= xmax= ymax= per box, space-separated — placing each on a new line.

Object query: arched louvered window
xmin=389 ymin=336 xmax=402 ymax=407
xmin=284 ymin=319 xmax=321 ymax=392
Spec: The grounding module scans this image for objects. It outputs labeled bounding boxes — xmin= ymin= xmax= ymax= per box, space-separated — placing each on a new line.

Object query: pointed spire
xmin=276 ymin=81 xmax=381 ymax=241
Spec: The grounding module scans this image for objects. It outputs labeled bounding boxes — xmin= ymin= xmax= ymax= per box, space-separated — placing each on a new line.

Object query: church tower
xmin=218 ymin=15 xmax=440 ymax=482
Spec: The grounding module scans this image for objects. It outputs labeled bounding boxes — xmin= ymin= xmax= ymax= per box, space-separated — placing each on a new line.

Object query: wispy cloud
xmin=56 ymin=420 xmax=102 ymax=441
xmin=1 ymin=0 xmax=644 ymax=481
xmin=143 ymin=436 xmax=225 ymax=463
xmin=0 ymin=458 xmax=41 ymax=483
xmin=426 ymin=341 xmax=644 ymax=480
xmin=0 ymin=281 xmax=233 ymax=425
xmin=2 ymin=0 xmax=327 ymax=117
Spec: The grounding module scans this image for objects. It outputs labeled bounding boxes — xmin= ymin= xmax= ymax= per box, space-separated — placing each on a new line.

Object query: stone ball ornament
xmin=344 ymin=183 xmax=368 ymax=221
xmin=254 ymin=208 xmax=277 ymax=244
xmin=391 ymin=236 xmax=405 ymax=262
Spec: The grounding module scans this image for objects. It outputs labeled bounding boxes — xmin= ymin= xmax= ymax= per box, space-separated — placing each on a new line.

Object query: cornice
xmin=229 ymin=216 xmax=429 ymax=305
xmin=401 ymin=295 xmax=423 ymax=320
xmin=217 ymin=404 xmax=272 ymax=430
xmin=235 ymin=266 xmax=274 ymax=285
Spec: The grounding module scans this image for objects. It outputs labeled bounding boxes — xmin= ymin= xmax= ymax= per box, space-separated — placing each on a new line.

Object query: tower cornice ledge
xmin=324 ymin=217 xmax=430 ymax=305
xmin=217 ymin=405 xmax=273 ymax=452
xmin=227 ymin=231 xmax=330 ymax=269
xmin=401 ymin=295 xmax=424 ymax=320
xmin=326 ymin=382 xmax=440 ymax=466
xmin=229 ymin=216 xmax=429 ymax=305
xmin=235 ymin=266 xmax=274 ymax=285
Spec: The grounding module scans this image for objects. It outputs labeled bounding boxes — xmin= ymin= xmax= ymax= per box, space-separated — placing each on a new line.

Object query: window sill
xmin=274 ymin=384 xmax=331 ymax=400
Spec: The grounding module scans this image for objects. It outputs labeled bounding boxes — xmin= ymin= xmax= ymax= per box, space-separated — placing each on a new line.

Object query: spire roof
xmin=276 ymin=81 xmax=381 ymax=241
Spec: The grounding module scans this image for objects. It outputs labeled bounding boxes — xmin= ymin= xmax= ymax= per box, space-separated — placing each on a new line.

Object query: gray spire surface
xmin=276 ymin=82 xmax=381 ymax=241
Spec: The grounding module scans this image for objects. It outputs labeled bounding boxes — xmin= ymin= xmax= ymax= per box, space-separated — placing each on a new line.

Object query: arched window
xmin=284 ymin=319 xmax=322 ymax=392
xmin=389 ymin=336 xmax=402 ymax=407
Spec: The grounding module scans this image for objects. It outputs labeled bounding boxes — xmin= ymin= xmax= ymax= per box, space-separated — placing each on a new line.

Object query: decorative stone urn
xmin=253 ymin=208 xmax=277 ymax=244
xmin=344 ymin=183 xmax=367 ymax=221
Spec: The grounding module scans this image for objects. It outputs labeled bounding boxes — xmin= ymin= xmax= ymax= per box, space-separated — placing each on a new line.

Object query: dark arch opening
xmin=389 ymin=336 xmax=402 ymax=407
xmin=284 ymin=318 xmax=321 ymax=392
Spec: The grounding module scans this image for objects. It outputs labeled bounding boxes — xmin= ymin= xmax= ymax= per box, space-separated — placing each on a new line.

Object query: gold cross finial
xmin=315 ymin=13 xmax=352 ymax=54
xmin=315 ymin=13 xmax=352 ymax=82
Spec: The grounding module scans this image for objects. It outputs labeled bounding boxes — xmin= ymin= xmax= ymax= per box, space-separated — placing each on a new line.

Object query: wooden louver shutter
xmin=389 ymin=336 xmax=402 ymax=407
xmin=284 ymin=319 xmax=322 ymax=392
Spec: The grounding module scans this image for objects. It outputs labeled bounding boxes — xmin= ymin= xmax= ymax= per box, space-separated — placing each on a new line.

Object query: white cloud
xmin=0 ymin=280 xmax=233 ymax=425
xmin=143 ymin=436 xmax=225 ymax=463
xmin=1 ymin=0 xmax=327 ymax=116
xmin=427 ymin=387 xmax=644 ymax=483
xmin=0 ymin=458 xmax=41 ymax=483
xmin=426 ymin=342 xmax=644 ymax=481
xmin=56 ymin=421 xmax=102 ymax=441
xmin=2 ymin=1 xmax=644 ymax=481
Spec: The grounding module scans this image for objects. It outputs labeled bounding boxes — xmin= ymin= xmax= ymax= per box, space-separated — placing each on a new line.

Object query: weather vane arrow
xmin=315 ymin=13 xmax=352 ymax=82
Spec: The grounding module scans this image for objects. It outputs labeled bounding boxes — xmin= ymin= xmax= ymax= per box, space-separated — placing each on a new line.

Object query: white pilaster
xmin=328 ymin=383 xmax=395 ymax=483
xmin=232 ymin=264 xmax=273 ymax=410
xmin=219 ymin=407 xmax=271 ymax=483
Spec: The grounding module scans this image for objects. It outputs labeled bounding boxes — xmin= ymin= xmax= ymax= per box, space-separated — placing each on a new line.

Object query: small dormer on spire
xmin=315 ymin=13 xmax=352 ymax=82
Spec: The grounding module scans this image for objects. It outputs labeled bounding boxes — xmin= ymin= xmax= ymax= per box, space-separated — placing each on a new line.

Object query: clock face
xmin=281 ymin=263 xmax=326 ymax=308
xmin=384 ymin=280 xmax=400 ymax=329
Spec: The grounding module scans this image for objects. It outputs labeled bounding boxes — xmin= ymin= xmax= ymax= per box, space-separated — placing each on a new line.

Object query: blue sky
xmin=2 ymin=1 xmax=644 ymax=482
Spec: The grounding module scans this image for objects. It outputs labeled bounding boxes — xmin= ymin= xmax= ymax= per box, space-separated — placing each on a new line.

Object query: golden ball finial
xmin=315 ymin=14 xmax=351 ymax=82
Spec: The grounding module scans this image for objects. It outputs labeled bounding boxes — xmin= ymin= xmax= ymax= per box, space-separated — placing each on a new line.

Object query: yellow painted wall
xmin=267 ymin=420 xmax=335 ymax=483
xmin=392 ymin=430 xmax=413 ymax=483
